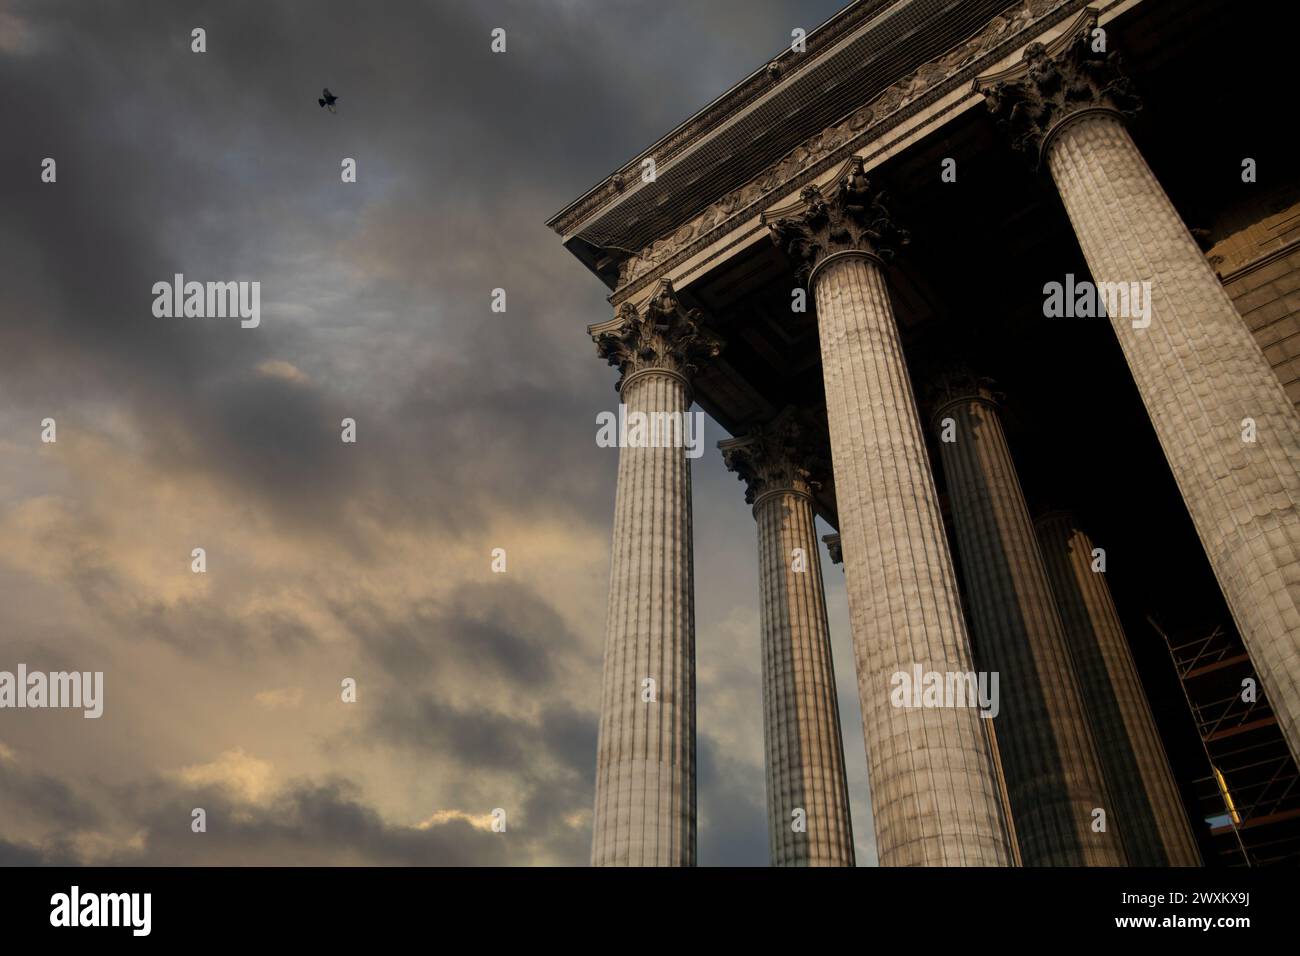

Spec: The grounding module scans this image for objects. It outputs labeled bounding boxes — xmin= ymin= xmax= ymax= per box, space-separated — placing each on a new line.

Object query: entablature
xmin=549 ymin=0 xmax=1148 ymax=310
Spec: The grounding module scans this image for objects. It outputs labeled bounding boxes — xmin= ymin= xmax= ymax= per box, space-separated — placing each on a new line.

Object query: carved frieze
xmin=611 ymin=0 xmax=1068 ymax=292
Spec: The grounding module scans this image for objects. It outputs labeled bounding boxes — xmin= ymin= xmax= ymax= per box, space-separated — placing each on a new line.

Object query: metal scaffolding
xmin=1151 ymin=617 xmax=1300 ymax=866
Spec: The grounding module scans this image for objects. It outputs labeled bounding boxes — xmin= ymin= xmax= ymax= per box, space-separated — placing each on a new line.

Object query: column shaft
xmin=1047 ymin=112 xmax=1300 ymax=764
xmin=592 ymin=368 xmax=695 ymax=866
xmin=755 ymin=487 xmax=854 ymax=866
xmin=935 ymin=394 xmax=1124 ymax=865
xmin=814 ymin=254 xmax=1013 ymax=866
xmin=1036 ymin=512 xmax=1201 ymax=866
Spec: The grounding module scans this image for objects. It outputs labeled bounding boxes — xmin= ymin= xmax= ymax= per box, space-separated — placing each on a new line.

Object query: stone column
xmin=587 ymin=281 xmax=721 ymax=866
xmin=1036 ymin=510 xmax=1201 ymax=866
xmin=720 ymin=412 xmax=854 ymax=866
xmin=769 ymin=162 xmax=1014 ymax=866
xmin=930 ymin=373 xmax=1124 ymax=865
xmin=982 ymin=24 xmax=1300 ymax=765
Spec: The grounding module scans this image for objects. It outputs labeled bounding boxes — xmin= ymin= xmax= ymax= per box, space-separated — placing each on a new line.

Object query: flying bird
xmin=318 ymin=88 xmax=338 ymax=113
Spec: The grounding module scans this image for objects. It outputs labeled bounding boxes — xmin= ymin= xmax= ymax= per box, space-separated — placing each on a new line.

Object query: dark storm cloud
xmin=2 ymin=494 xmax=322 ymax=657
xmin=114 ymin=777 xmax=513 ymax=866
xmin=368 ymin=693 xmax=594 ymax=775
xmin=362 ymin=679 xmax=600 ymax=864
xmin=335 ymin=578 xmax=570 ymax=683
xmin=134 ymin=599 xmax=318 ymax=658
xmin=3 ymin=636 xmax=100 ymax=676
xmin=0 ymin=839 xmax=70 ymax=866
xmin=0 ymin=759 xmax=104 ymax=831
xmin=0 ymin=0 xmax=850 ymax=528
xmin=514 ymin=708 xmax=598 ymax=864
xmin=0 ymin=0 xmax=822 ymax=532
xmin=0 ymin=766 xmax=514 ymax=865
xmin=697 ymin=736 xmax=768 ymax=866
xmin=365 ymin=694 xmax=597 ymax=863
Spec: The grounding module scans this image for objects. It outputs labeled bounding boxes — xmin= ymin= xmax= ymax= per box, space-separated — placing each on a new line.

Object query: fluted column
xmin=721 ymin=413 xmax=854 ymax=866
xmin=1036 ymin=511 xmax=1201 ymax=866
xmin=769 ymin=161 xmax=1014 ymax=866
xmin=930 ymin=374 xmax=1123 ymax=865
xmin=588 ymin=281 xmax=721 ymax=866
xmin=983 ymin=22 xmax=1300 ymax=765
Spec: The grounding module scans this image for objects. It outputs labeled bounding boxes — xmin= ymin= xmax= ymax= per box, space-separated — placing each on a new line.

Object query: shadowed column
xmin=930 ymin=372 xmax=1124 ymax=865
xmin=769 ymin=161 xmax=1014 ymax=866
xmin=587 ymin=281 xmax=721 ymax=866
xmin=720 ymin=412 xmax=854 ymax=866
xmin=1036 ymin=510 xmax=1201 ymax=866
xmin=982 ymin=19 xmax=1300 ymax=766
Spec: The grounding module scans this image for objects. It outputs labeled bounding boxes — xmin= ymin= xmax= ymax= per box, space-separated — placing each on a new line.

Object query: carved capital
xmin=977 ymin=13 xmax=1141 ymax=163
xmin=718 ymin=409 xmax=828 ymax=505
xmin=588 ymin=279 xmax=722 ymax=390
xmin=767 ymin=157 xmax=909 ymax=285
xmin=925 ymin=365 xmax=1003 ymax=425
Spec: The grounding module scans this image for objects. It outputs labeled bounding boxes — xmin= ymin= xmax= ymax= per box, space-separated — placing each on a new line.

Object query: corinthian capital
xmin=767 ymin=157 xmax=909 ymax=284
xmin=977 ymin=14 xmax=1141 ymax=163
xmin=719 ymin=409 xmax=828 ymax=505
xmin=589 ymin=279 xmax=723 ymax=389
xmin=924 ymin=364 xmax=1003 ymax=421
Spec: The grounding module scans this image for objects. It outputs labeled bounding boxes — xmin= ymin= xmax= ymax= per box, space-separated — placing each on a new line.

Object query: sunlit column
xmin=769 ymin=162 xmax=1014 ymax=866
xmin=587 ymin=282 xmax=721 ymax=866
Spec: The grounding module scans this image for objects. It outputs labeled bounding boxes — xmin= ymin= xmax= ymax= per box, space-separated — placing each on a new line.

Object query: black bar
xmin=0 ymin=866 xmax=1276 ymax=942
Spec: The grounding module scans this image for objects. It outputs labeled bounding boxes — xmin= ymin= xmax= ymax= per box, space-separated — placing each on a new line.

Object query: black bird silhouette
xmin=318 ymin=88 xmax=338 ymax=113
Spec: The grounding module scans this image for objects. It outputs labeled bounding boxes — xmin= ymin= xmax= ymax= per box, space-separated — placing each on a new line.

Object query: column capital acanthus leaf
xmin=719 ymin=408 xmax=829 ymax=505
xmin=976 ymin=10 xmax=1141 ymax=163
xmin=588 ymin=279 xmax=723 ymax=390
xmin=766 ymin=156 xmax=910 ymax=285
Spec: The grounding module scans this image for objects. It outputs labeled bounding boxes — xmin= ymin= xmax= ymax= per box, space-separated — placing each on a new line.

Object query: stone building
xmin=548 ymin=0 xmax=1300 ymax=866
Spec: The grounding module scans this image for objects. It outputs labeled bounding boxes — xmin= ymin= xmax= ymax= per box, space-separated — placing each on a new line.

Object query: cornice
xmin=606 ymin=0 xmax=1085 ymax=306
xmin=1217 ymin=235 xmax=1300 ymax=287
xmin=546 ymin=0 xmax=899 ymax=238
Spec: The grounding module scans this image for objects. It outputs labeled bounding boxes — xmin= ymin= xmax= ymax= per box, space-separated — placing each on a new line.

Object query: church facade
xmin=549 ymin=0 xmax=1300 ymax=866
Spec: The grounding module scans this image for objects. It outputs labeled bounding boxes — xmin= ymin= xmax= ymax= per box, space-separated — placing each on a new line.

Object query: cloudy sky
xmin=0 ymin=0 xmax=876 ymax=865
